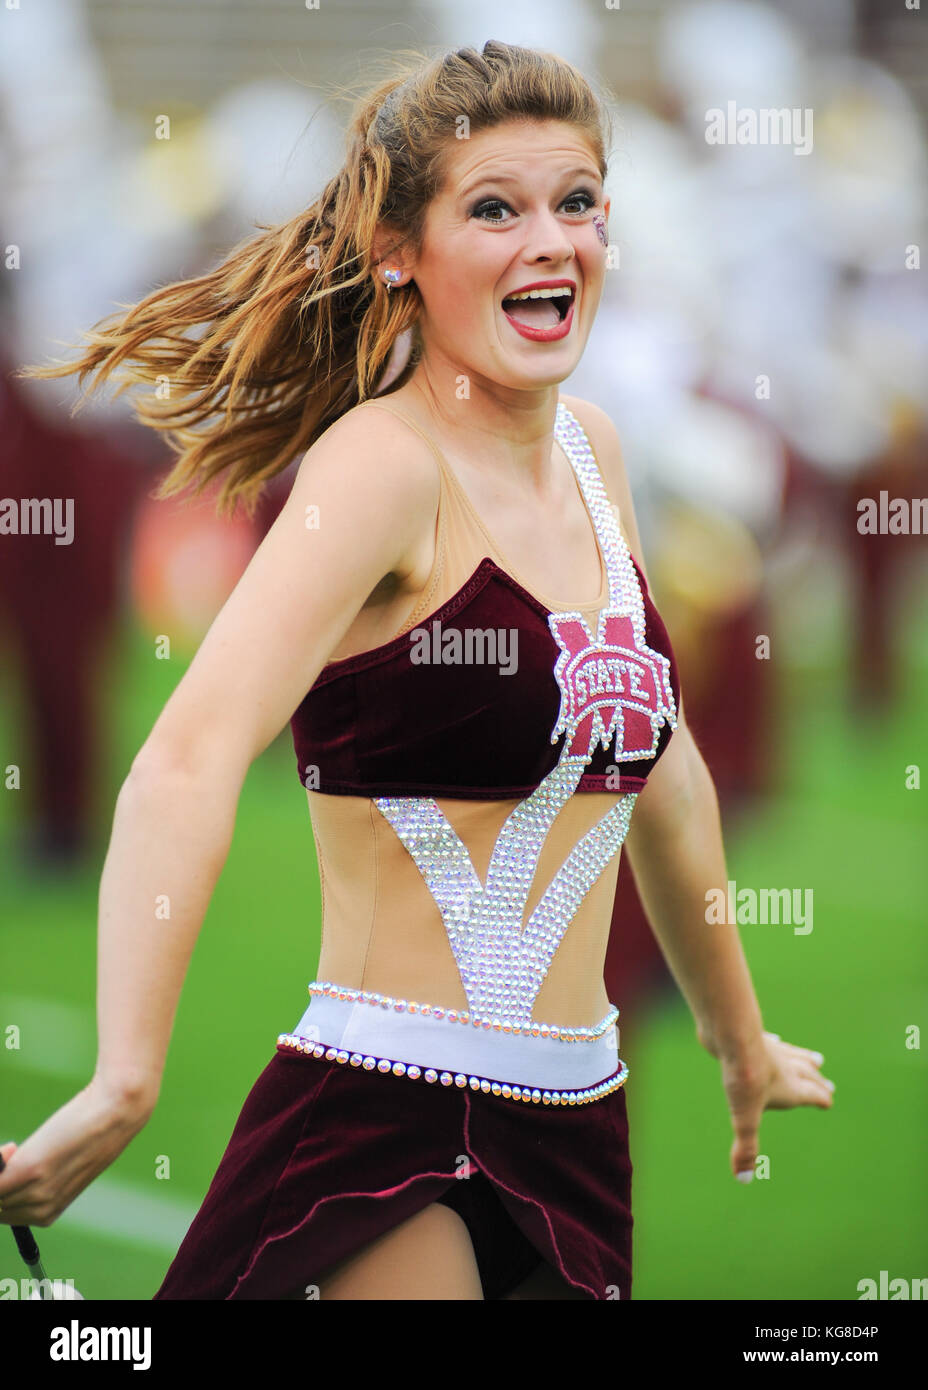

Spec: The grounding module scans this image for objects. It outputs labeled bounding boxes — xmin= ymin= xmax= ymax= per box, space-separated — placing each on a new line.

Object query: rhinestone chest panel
xmin=373 ymin=405 xmax=678 ymax=1026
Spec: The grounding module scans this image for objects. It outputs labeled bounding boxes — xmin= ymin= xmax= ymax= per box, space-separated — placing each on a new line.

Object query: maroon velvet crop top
xmin=290 ymin=402 xmax=679 ymax=799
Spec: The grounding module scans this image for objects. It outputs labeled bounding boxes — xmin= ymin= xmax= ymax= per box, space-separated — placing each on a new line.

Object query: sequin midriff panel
xmin=304 ymin=785 xmax=625 ymax=1030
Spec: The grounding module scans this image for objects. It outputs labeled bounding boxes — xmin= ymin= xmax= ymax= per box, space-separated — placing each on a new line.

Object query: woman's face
xmin=407 ymin=119 xmax=610 ymax=393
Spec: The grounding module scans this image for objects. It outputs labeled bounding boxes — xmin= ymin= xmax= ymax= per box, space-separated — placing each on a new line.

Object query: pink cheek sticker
xmin=593 ymin=214 xmax=608 ymax=247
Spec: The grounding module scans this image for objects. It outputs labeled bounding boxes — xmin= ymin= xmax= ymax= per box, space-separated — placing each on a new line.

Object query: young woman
xmin=0 ymin=40 xmax=833 ymax=1301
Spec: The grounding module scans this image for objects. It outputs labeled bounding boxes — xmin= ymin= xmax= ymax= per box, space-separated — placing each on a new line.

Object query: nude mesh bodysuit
xmin=278 ymin=399 xmax=680 ymax=1104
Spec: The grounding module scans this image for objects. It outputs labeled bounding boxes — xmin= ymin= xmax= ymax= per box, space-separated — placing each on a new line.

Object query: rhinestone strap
xmin=275 ymin=1033 xmax=628 ymax=1107
xmin=305 ymin=981 xmax=619 ymax=1041
xmin=555 ymin=402 xmax=646 ymax=628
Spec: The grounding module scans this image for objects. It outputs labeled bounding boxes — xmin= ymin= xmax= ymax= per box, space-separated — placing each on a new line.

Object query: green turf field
xmin=2 ymin=596 xmax=926 ymax=1301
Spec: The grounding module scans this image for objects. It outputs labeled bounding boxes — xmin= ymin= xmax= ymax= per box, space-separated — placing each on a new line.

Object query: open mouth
xmin=500 ymin=286 xmax=575 ymax=329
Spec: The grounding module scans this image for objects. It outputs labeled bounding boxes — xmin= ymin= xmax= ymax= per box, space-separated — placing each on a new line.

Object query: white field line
xmin=58 ymin=1174 xmax=199 ymax=1252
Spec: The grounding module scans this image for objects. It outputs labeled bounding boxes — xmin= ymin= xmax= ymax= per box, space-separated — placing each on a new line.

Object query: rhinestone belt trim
xmin=305 ymin=981 xmax=619 ymax=1042
xmin=275 ymin=1032 xmax=628 ymax=1106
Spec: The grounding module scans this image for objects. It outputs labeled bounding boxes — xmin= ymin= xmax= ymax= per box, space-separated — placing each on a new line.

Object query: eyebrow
xmin=458 ymin=166 xmax=602 ymax=201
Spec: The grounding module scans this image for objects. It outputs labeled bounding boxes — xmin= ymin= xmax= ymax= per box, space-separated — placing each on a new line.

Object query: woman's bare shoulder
xmin=306 ymin=397 xmax=441 ymax=494
xmin=294 ymin=397 xmax=442 ymax=578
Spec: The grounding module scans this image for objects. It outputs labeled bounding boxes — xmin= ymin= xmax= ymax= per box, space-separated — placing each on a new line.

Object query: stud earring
xmin=382 ymin=267 xmax=402 ymax=290
xmin=592 ymin=214 xmax=608 ymax=248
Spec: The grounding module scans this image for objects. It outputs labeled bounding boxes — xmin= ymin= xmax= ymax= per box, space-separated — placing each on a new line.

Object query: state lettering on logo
xmin=548 ymin=609 xmax=677 ymax=763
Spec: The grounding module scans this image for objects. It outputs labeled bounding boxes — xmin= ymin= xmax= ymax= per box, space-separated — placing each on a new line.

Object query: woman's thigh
xmin=304 ymin=1201 xmax=485 ymax=1300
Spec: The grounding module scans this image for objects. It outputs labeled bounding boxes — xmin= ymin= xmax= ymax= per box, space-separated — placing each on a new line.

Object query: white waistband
xmin=285 ymin=989 xmax=621 ymax=1092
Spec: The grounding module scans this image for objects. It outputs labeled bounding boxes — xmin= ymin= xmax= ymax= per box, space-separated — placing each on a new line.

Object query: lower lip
xmin=502 ymin=298 xmax=575 ymax=341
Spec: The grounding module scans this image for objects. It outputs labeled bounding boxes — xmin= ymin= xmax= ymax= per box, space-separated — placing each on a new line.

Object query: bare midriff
xmin=305 ymin=786 xmax=622 ymax=1029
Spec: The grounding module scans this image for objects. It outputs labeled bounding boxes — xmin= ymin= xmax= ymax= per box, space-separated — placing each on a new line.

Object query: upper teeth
xmin=505 ymin=287 xmax=572 ymax=301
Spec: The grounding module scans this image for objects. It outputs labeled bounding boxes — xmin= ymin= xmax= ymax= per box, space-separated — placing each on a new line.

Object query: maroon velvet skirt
xmin=152 ymin=1043 xmax=633 ymax=1300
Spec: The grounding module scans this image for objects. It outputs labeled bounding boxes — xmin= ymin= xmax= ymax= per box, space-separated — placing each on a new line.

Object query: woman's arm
xmin=0 ymin=405 xmax=440 ymax=1225
xmin=622 ymin=703 xmax=767 ymax=1066
xmin=563 ymin=392 xmax=770 ymax=1060
xmin=565 ymin=395 xmax=834 ymax=1178
xmin=623 ymin=713 xmax=834 ymax=1181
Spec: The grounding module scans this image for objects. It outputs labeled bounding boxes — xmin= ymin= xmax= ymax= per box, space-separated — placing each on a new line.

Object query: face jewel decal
xmin=548 ymin=608 xmax=677 ymax=763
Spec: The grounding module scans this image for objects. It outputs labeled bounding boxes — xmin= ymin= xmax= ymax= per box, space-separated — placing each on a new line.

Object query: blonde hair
xmin=17 ymin=40 xmax=612 ymax=518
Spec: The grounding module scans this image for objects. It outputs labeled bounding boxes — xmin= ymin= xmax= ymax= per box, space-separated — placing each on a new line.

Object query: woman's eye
xmin=562 ymin=191 xmax=596 ymax=215
xmin=471 ymin=190 xmax=598 ymax=223
xmin=472 ymin=199 xmax=511 ymax=223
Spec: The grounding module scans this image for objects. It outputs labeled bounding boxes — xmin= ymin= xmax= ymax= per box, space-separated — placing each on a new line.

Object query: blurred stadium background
xmin=1 ymin=0 xmax=926 ymax=1300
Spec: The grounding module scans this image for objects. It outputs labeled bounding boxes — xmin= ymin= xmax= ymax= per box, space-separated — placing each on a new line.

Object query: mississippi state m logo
xmin=548 ymin=609 xmax=677 ymax=763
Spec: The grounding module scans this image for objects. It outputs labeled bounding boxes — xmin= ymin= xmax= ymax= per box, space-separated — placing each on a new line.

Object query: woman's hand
xmin=0 ymin=1075 xmax=153 ymax=1227
xmin=720 ymin=1030 xmax=835 ymax=1182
